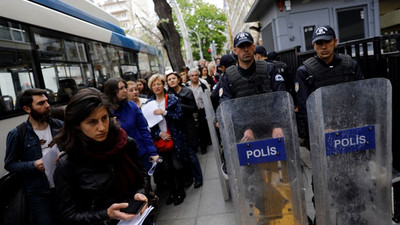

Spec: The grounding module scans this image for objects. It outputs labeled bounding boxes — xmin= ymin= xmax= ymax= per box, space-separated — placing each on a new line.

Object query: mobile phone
xmin=120 ymin=199 xmax=146 ymax=214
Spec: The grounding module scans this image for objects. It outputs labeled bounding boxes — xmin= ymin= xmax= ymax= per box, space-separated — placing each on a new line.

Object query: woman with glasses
xmin=104 ymin=78 xmax=160 ymax=171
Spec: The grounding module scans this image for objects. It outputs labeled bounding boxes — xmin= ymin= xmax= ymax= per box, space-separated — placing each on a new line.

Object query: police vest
xmin=303 ymin=54 xmax=355 ymax=90
xmin=226 ymin=60 xmax=273 ymax=98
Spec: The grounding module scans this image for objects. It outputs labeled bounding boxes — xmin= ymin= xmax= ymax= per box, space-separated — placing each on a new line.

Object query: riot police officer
xmin=295 ymin=25 xmax=363 ymax=147
xmin=219 ymin=31 xmax=286 ymax=141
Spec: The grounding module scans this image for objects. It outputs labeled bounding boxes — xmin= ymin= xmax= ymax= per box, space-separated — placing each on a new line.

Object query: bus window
xmin=40 ymin=63 xmax=92 ymax=103
xmin=0 ymin=67 xmax=35 ymax=111
xmin=107 ymin=45 xmax=120 ymax=78
xmin=0 ymin=49 xmax=35 ymax=112
xmin=65 ymin=40 xmax=87 ymax=62
xmin=121 ymin=50 xmax=138 ymax=81
xmin=89 ymin=42 xmax=114 ymax=91
xmin=149 ymin=55 xmax=160 ymax=75
xmin=0 ymin=18 xmax=30 ymax=43
xmin=34 ymin=34 xmax=66 ymax=61
xmin=138 ymin=52 xmax=150 ymax=79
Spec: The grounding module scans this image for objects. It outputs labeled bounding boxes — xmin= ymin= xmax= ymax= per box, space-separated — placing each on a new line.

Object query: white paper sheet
xmin=141 ymin=100 xmax=163 ymax=128
xmin=42 ymin=144 xmax=60 ymax=187
xmin=117 ymin=206 xmax=154 ymax=225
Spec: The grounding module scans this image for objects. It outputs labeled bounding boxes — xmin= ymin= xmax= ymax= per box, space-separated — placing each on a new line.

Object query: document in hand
xmin=117 ymin=206 xmax=154 ymax=225
xmin=141 ymin=100 xmax=163 ymax=128
xmin=42 ymin=144 xmax=60 ymax=187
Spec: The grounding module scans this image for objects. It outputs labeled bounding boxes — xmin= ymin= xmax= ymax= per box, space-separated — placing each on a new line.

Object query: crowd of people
xmin=4 ymin=25 xmax=364 ymax=225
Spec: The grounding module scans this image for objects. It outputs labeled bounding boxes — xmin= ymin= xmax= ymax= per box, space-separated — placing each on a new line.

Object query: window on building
xmin=303 ymin=25 xmax=315 ymax=50
xmin=261 ymin=23 xmax=274 ymax=52
xmin=337 ymin=7 xmax=366 ymax=42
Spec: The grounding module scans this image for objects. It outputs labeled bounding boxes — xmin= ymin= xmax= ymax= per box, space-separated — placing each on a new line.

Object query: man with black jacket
xmin=5 ymin=88 xmax=63 ymax=225
xmin=219 ymin=31 xmax=286 ymax=141
xmin=295 ymin=25 xmax=363 ymax=147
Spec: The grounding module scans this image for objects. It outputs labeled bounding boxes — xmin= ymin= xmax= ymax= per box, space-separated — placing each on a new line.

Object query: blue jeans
xmin=26 ymin=189 xmax=56 ymax=225
xmin=187 ymin=147 xmax=203 ymax=183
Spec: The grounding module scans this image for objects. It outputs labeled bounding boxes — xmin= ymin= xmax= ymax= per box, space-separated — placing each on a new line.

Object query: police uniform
xmin=219 ymin=59 xmax=286 ymax=103
xmin=295 ymin=53 xmax=363 ymax=139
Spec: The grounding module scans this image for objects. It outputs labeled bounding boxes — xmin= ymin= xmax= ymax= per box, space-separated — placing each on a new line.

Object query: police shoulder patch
xmin=295 ymin=82 xmax=299 ymax=92
xmin=275 ymin=74 xmax=284 ymax=82
xmin=219 ymin=88 xmax=223 ymax=97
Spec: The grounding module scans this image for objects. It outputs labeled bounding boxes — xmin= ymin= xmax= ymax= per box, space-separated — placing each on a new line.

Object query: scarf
xmin=83 ymin=128 xmax=145 ymax=199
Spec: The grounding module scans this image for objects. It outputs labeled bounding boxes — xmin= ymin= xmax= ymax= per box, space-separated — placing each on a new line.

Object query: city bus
xmin=0 ymin=0 xmax=163 ymax=178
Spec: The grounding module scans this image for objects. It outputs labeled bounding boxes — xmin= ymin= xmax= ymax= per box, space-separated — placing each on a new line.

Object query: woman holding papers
xmin=53 ymin=88 xmax=151 ymax=225
xmin=104 ymin=78 xmax=159 ymax=171
xmin=147 ymin=74 xmax=188 ymax=206
xmin=166 ymin=72 xmax=203 ymax=189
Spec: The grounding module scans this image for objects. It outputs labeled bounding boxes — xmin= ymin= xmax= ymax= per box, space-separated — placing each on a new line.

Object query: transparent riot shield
xmin=307 ymin=78 xmax=392 ymax=225
xmin=217 ymin=92 xmax=308 ymax=225
xmin=202 ymin=90 xmax=231 ymax=200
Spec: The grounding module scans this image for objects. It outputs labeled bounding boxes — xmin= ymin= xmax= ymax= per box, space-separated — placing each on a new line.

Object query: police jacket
xmin=5 ymin=118 xmax=63 ymax=194
xmin=219 ymin=60 xmax=286 ymax=103
xmin=295 ymin=53 xmax=363 ymax=136
xmin=267 ymin=59 xmax=294 ymax=94
xmin=54 ymin=137 xmax=147 ymax=225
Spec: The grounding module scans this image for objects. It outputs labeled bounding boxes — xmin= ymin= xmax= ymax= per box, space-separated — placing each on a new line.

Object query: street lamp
xmin=188 ymin=29 xmax=204 ymax=60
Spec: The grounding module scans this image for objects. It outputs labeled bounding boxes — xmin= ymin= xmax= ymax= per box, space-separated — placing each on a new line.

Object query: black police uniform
xmin=266 ymin=58 xmax=294 ymax=99
xmin=219 ymin=60 xmax=286 ymax=103
xmin=295 ymin=53 xmax=364 ymax=141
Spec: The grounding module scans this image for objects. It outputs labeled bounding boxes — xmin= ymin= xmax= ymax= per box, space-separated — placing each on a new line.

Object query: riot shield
xmin=217 ymin=92 xmax=308 ymax=225
xmin=307 ymin=78 xmax=392 ymax=225
xmin=202 ymin=90 xmax=230 ymax=200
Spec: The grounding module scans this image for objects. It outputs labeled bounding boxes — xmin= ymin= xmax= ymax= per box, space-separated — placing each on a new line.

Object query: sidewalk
xmin=153 ymin=146 xmax=314 ymax=225
xmin=153 ymin=145 xmax=397 ymax=224
xmin=154 ymin=146 xmax=237 ymax=225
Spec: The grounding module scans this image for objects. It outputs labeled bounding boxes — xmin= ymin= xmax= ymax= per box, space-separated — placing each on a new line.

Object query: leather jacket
xmin=54 ymin=137 xmax=149 ymax=225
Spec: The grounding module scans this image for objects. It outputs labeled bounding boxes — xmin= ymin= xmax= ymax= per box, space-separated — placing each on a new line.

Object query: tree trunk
xmin=153 ymin=0 xmax=185 ymax=73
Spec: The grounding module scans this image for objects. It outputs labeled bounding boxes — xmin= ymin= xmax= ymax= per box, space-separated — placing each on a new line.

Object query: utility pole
xmin=169 ymin=0 xmax=194 ymax=68
xmin=188 ymin=29 xmax=204 ymax=60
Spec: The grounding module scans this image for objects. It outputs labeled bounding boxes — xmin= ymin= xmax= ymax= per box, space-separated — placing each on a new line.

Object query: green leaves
xmin=175 ymin=0 xmax=227 ymax=61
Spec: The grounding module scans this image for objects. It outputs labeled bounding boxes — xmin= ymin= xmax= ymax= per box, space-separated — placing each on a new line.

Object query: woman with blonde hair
xmin=126 ymin=81 xmax=147 ymax=108
xmin=147 ymin=74 xmax=189 ymax=205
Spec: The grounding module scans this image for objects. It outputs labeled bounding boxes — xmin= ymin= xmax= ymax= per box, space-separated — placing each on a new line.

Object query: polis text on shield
xmin=237 ymin=138 xmax=286 ymax=166
xmin=246 ymin=146 xmax=277 ymax=159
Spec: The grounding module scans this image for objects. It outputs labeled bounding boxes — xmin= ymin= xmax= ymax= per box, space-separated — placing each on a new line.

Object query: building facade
xmin=222 ymin=0 xmax=260 ymax=50
xmin=244 ymin=0 xmax=380 ymax=52
xmin=99 ymin=0 xmax=134 ymax=32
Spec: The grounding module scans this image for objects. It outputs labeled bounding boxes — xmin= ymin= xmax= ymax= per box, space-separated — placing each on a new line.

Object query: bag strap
xmin=164 ymin=93 xmax=168 ymax=107
xmin=164 ymin=94 xmax=170 ymax=133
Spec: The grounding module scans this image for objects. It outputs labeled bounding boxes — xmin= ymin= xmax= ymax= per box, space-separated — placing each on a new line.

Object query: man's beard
xmin=30 ymin=108 xmax=51 ymax=122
